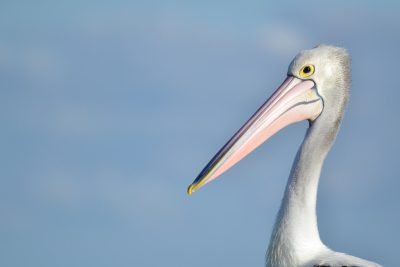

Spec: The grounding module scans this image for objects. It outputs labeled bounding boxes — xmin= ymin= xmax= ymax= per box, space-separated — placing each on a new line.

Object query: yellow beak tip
xmin=187 ymin=184 xmax=195 ymax=196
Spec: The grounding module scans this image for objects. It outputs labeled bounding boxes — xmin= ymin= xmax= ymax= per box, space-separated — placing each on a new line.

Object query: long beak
xmin=187 ymin=76 xmax=323 ymax=195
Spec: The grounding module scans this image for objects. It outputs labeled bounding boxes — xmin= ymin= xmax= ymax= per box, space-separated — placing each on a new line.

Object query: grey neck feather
xmin=266 ymin=96 xmax=347 ymax=267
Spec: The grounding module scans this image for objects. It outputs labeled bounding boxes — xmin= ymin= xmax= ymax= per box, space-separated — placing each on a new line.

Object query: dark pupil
xmin=303 ymin=66 xmax=311 ymax=73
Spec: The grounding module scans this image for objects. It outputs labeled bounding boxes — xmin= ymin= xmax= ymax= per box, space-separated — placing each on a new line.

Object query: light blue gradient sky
xmin=1 ymin=1 xmax=399 ymax=266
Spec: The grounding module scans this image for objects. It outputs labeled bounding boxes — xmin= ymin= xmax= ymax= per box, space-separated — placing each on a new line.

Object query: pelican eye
xmin=299 ymin=64 xmax=315 ymax=78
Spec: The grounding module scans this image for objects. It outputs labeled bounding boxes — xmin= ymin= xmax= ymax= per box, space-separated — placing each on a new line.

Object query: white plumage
xmin=188 ymin=45 xmax=382 ymax=267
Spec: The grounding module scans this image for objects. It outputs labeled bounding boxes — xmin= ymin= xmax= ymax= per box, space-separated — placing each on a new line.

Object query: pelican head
xmin=187 ymin=45 xmax=350 ymax=194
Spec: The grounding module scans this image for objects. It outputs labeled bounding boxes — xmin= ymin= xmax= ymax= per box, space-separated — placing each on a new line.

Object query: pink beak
xmin=187 ymin=76 xmax=323 ymax=195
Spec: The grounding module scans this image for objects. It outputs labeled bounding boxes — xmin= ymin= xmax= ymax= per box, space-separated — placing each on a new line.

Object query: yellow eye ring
xmin=299 ymin=64 xmax=315 ymax=78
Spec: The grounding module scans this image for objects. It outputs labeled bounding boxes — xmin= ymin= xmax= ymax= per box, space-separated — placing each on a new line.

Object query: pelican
xmin=187 ymin=45 xmax=382 ymax=267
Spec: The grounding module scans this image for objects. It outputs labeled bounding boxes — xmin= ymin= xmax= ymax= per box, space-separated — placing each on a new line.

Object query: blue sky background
xmin=1 ymin=1 xmax=399 ymax=266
